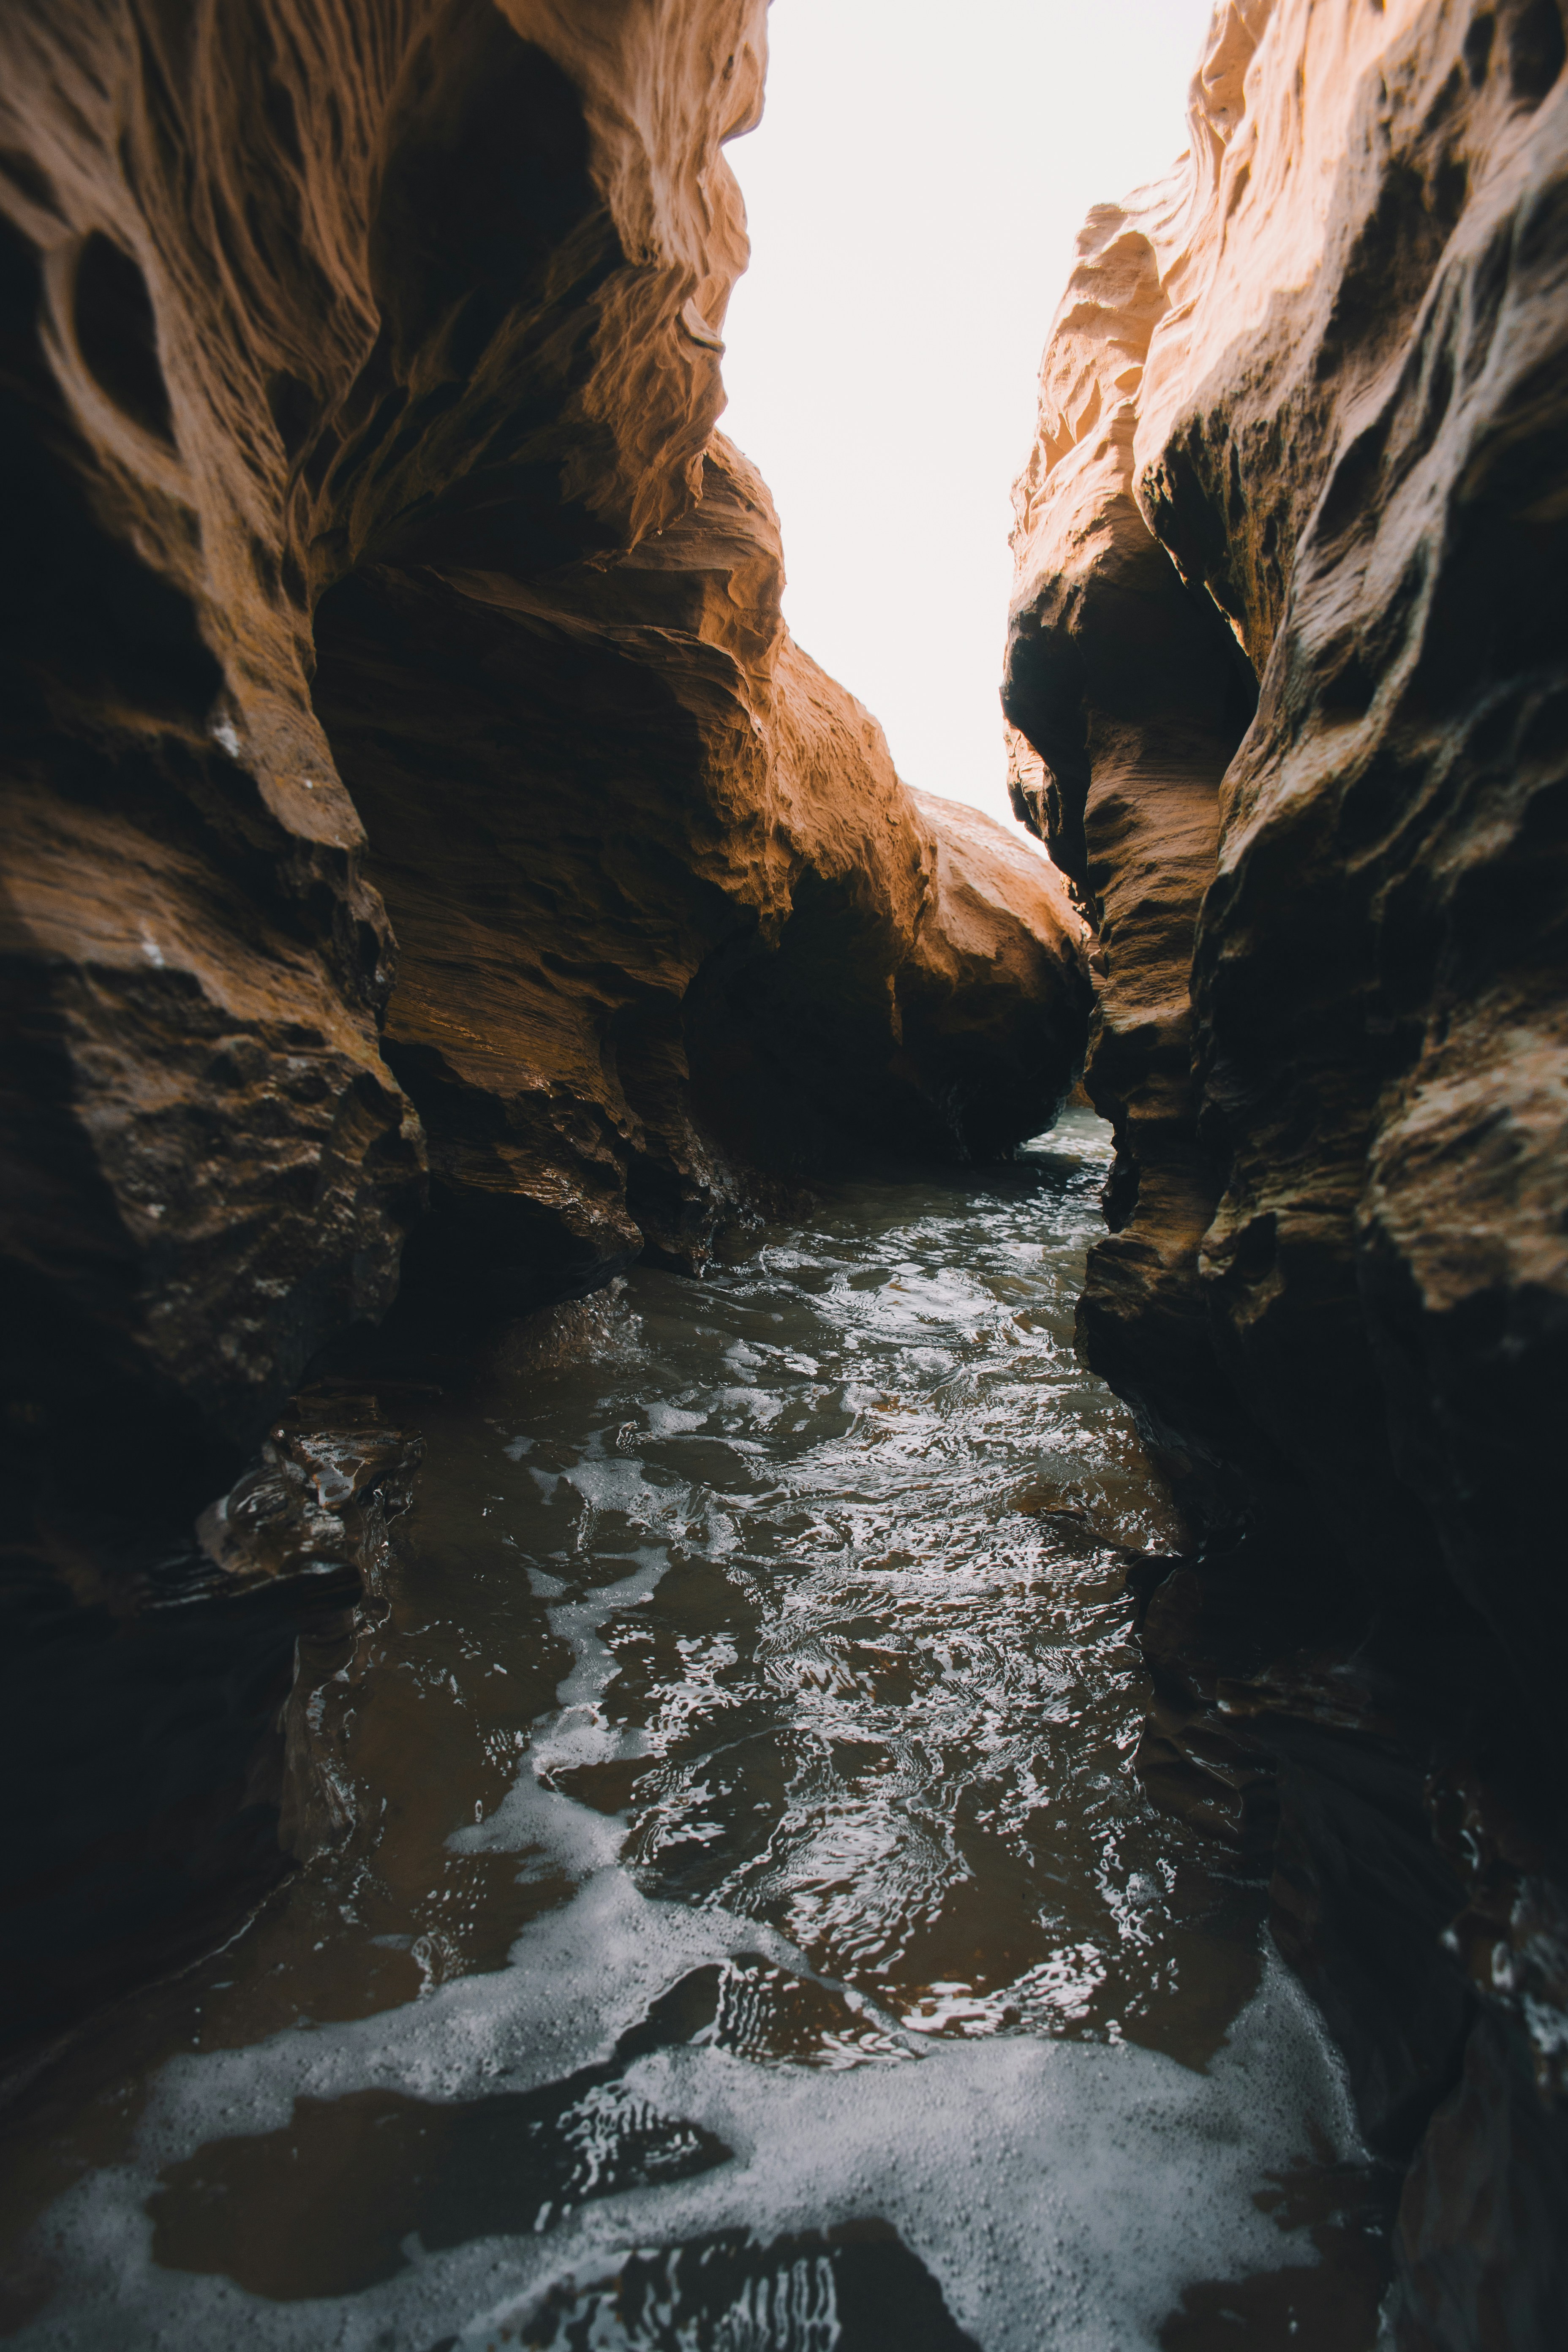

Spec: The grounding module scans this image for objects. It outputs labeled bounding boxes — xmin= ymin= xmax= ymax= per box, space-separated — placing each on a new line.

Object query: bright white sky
xmin=720 ymin=0 xmax=1218 ymax=826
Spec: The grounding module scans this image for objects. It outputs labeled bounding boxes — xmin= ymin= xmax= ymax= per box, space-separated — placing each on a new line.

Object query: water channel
xmin=5 ymin=1112 xmax=1390 ymax=2348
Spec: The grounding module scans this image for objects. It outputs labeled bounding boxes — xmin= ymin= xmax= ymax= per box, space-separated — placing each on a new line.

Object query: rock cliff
xmin=0 ymin=0 xmax=1086 ymax=2044
xmin=1005 ymin=0 xmax=1568 ymax=2338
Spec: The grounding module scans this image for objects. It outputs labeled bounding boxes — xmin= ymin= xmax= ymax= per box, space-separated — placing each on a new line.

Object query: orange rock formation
xmin=3 ymin=0 xmax=1084 ymax=1451
xmin=1005 ymin=1 xmax=1568 ymax=2337
xmin=0 ymin=0 xmax=1086 ymax=2041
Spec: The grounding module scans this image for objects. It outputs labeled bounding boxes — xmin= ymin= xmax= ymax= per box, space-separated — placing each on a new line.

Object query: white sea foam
xmin=32 ymin=1913 xmax=1350 ymax=2340
xmin=20 ymin=1815 xmax=1361 ymax=2352
xmin=15 ymin=1116 xmax=1367 ymax=2350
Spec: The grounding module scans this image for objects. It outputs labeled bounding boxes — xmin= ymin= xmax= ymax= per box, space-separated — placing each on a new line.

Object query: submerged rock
xmin=1005 ymin=0 xmax=1568 ymax=2336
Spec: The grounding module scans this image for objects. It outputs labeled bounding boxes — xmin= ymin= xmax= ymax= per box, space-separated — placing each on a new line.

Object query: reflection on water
xmin=1 ymin=1114 xmax=1389 ymax=2349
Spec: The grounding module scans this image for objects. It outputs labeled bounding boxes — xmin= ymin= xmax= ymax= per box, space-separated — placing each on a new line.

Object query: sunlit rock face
xmin=315 ymin=430 xmax=1087 ymax=1309
xmin=1004 ymin=0 xmax=1568 ymax=2338
xmin=0 ymin=0 xmax=1086 ymax=2042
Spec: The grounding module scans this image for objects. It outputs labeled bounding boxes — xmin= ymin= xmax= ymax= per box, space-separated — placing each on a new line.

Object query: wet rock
xmin=0 ymin=0 xmax=1085 ymax=2038
xmin=1008 ymin=0 xmax=1568 ymax=2336
xmin=0 ymin=1391 xmax=420 ymax=2048
xmin=1392 ymin=2007 xmax=1568 ymax=2351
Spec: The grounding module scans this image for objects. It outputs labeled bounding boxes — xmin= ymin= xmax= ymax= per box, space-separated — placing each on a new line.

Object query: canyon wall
xmin=1004 ymin=0 xmax=1568 ymax=2340
xmin=0 ymin=0 xmax=1087 ymax=2047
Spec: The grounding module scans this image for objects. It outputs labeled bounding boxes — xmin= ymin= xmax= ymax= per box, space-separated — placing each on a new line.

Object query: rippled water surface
xmin=4 ymin=1114 xmax=1390 ymax=2349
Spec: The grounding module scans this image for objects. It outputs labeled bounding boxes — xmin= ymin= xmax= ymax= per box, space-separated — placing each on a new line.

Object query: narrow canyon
xmin=0 ymin=1 xmax=1563 ymax=2347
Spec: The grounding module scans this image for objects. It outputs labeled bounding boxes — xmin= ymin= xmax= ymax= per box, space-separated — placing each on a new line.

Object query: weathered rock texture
xmin=0 ymin=0 xmax=1086 ymax=2044
xmin=1005 ymin=0 xmax=1568 ymax=2339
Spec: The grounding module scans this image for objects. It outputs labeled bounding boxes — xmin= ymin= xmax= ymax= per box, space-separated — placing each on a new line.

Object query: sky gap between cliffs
xmin=721 ymin=0 xmax=1219 ymax=825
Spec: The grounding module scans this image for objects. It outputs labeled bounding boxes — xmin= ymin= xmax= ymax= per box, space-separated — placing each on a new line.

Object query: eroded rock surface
xmin=1005 ymin=0 xmax=1568 ymax=2338
xmin=315 ymin=431 xmax=1087 ymax=1309
xmin=3 ymin=1386 xmax=421 ymax=2059
xmin=0 ymin=0 xmax=1086 ymax=2041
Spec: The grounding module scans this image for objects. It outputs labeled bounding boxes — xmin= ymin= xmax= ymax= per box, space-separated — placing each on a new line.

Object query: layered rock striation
xmin=0 ymin=0 xmax=1086 ymax=2044
xmin=1005 ymin=0 xmax=1568 ymax=2338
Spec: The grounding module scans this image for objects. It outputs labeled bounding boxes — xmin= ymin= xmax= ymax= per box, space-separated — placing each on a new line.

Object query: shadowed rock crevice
xmin=310 ymin=431 xmax=1089 ymax=1320
xmin=1002 ymin=196 xmax=1264 ymax=1541
xmin=1006 ymin=0 xmax=1568 ymax=2339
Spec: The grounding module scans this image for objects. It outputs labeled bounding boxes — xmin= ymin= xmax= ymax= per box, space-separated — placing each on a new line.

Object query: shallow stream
xmin=5 ymin=1113 xmax=1390 ymax=2349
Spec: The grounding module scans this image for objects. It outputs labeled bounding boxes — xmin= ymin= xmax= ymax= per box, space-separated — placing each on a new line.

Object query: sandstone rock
xmin=900 ymin=789 xmax=1089 ymax=1161
xmin=1002 ymin=187 xmax=1262 ymax=1529
xmin=1005 ymin=0 xmax=1568 ymax=2336
xmin=0 ymin=0 xmax=766 ymax=1466
xmin=1 ymin=1389 xmax=421 ymax=2051
xmin=0 ymin=0 xmax=1086 ymax=2039
xmin=2 ymin=0 xmax=1084 ymax=1433
xmin=316 ymin=432 xmax=1088 ymax=1312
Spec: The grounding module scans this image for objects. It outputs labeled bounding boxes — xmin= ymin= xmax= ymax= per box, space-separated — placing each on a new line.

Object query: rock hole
xmin=248 ymin=532 xmax=280 ymax=597
xmin=72 ymin=231 xmax=176 ymax=445
xmin=261 ymin=73 xmax=306 ymax=174
xmin=266 ymin=368 xmax=316 ymax=458
xmin=1506 ymin=0 xmax=1565 ymax=101
xmin=1464 ymin=11 xmax=1496 ymax=85
xmin=1230 ymin=1212 xmax=1279 ymax=1284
